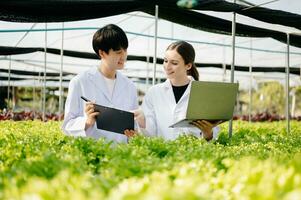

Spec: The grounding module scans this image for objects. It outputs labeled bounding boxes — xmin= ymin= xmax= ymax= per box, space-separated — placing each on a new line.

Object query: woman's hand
xmin=191 ymin=120 xmax=220 ymax=141
xmin=132 ymin=109 xmax=146 ymax=129
xmin=84 ymin=101 xmax=100 ymax=130
xmin=125 ymin=109 xmax=144 ymax=139
xmin=124 ymin=129 xmax=138 ymax=138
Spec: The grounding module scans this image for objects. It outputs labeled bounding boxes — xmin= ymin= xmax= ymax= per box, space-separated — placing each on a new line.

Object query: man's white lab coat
xmin=62 ymin=67 xmax=138 ymax=143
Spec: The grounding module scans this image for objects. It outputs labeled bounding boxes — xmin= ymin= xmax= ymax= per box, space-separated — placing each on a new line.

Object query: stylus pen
xmin=81 ymin=96 xmax=90 ymax=102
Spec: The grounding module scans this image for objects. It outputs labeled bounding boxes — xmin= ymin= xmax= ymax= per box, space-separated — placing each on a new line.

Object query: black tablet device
xmin=81 ymin=96 xmax=134 ymax=134
xmin=94 ymin=104 xmax=134 ymax=134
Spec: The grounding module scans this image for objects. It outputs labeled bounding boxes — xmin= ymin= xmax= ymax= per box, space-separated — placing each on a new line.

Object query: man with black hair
xmin=62 ymin=24 xmax=138 ymax=143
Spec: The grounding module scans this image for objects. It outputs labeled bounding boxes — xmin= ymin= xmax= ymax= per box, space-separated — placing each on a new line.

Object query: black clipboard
xmin=94 ymin=104 xmax=134 ymax=134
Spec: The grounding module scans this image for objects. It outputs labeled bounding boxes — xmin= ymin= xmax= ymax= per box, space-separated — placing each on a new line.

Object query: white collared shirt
xmin=62 ymin=66 xmax=138 ymax=143
xmin=141 ymin=77 xmax=219 ymax=140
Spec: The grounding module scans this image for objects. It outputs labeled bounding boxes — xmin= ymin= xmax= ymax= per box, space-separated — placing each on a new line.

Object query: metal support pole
xmin=39 ymin=72 xmax=42 ymax=113
xmin=229 ymin=0 xmax=236 ymax=138
xmin=291 ymin=89 xmax=295 ymax=117
xmin=7 ymin=56 xmax=12 ymax=110
xmin=146 ymin=28 xmax=150 ymax=88
xmin=33 ymin=66 xmax=36 ymax=118
xmin=12 ymin=86 xmax=15 ymax=110
xmin=42 ymin=23 xmax=47 ymax=121
xmin=285 ymin=33 xmax=290 ymax=133
xmin=249 ymin=38 xmax=253 ymax=123
xmin=152 ymin=5 xmax=158 ymax=86
xmin=59 ymin=22 xmax=64 ymax=120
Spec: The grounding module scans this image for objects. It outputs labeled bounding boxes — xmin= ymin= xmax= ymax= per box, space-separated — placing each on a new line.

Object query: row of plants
xmin=2 ymin=110 xmax=301 ymax=122
xmin=0 ymin=121 xmax=301 ymax=199
xmin=0 ymin=110 xmax=63 ymax=121
xmin=234 ymin=111 xmax=301 ymax=122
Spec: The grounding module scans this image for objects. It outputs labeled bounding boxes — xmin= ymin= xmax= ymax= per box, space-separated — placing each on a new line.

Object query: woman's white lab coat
xmin=62 ymin=67 xmax=138 ymax=143
xmin=141 ymin=77 xmax=219 ymax=140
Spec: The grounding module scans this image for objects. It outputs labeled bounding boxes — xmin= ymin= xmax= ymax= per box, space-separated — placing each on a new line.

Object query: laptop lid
xmin=186 ymin=81 xmax=239 ymax=121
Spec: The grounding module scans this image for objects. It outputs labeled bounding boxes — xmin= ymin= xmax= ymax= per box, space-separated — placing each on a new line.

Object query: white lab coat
xmin=141 ymin=77 xmax=219 ymax=140
xmin=62 ymin=67 xmax=138 ymax=143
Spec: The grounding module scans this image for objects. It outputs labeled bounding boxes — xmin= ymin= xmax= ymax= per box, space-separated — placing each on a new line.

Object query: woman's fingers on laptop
xmin=202 ymin=120 xmax=214 ymax=131
xmin=195 ymin=120 xmax=221 ymax=127
xmin=193 ymin=120 xmax=210 ymax=128
xmin=191 ymin=120 xmax=213 ymax=137
xmin=192 ymin=120 xmax=216 ymax=130
xmin=202 ymin=120 xmax=221 ymax=128
xmin=191 ymin=120 xmax=206 ymax=130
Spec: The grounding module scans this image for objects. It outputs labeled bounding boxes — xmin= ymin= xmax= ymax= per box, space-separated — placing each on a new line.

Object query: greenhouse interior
xmin=0 ymin=0 xmax=301 ymax=199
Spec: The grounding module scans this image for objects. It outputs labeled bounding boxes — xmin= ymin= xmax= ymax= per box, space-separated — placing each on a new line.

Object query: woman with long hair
xmin=128 ymin=41 xmax=219 ymax=141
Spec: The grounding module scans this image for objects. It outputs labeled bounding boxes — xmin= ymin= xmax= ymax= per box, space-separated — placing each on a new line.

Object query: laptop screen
xmin=186 ymin=81 xmax=239 ymax=121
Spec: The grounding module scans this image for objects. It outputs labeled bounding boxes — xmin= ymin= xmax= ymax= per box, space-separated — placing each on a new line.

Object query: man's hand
xmin=84 ymin=101 xmax=100 ymax=130
xmin=191 ymin=120 xmax=221 ymax=141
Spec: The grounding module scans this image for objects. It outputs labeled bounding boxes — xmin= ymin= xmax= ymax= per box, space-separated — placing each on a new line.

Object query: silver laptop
xmin=169 ymin=81 xmax=239 ymax=128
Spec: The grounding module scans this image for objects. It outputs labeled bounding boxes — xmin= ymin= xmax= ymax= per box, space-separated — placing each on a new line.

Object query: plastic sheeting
xmin=0 ymin=0 xmax=300 ymax=48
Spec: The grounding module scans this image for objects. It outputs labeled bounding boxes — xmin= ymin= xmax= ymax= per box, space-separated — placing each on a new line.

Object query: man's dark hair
xmin=92 ymin=24 xmax=128 ymax=57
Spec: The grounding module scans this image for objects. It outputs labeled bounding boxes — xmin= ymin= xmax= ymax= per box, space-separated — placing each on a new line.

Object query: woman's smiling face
xmin=163 ymin=49 xmax=191 ymax=81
